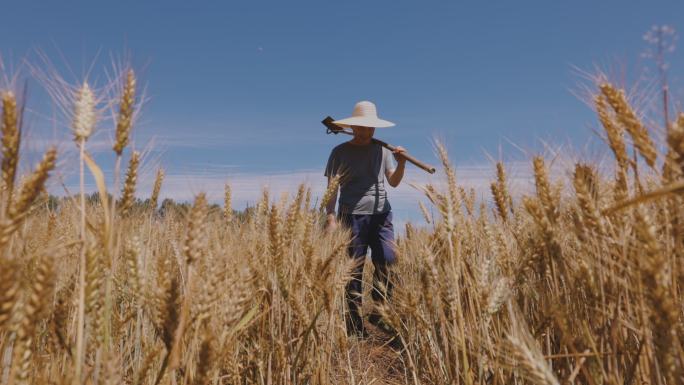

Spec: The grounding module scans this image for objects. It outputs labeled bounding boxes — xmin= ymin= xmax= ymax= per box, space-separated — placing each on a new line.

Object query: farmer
xmin=324 ymin=100 xmax=407 ymax=338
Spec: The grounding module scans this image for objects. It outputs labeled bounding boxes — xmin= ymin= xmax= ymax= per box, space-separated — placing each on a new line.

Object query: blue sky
xmin=1 ymin=0 xmax=683 ymax=225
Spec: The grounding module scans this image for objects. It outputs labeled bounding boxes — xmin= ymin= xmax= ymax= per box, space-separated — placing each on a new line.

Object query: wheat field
xmin=0 ymin=64 xmax=683 ymax=385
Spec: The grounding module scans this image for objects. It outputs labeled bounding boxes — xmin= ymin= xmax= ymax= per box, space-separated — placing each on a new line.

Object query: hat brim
xmin=332 ymin=116 xmax=395 ymax=128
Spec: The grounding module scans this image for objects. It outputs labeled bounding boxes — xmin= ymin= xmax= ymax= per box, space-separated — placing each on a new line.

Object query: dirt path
xmin=337 ymin=326 xmax=410 ymax=385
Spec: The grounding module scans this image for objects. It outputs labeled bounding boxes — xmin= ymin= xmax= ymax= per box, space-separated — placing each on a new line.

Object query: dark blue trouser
xmin=338 ymin=211 xmax=397 ymax=330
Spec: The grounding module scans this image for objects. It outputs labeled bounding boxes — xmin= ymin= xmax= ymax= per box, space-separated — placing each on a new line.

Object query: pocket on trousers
xmin=384 ymin=211 xmax=394 ymax=229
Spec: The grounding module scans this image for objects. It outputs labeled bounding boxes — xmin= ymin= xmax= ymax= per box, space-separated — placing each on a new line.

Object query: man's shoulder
xmin=330 ymin=142 xmax=350 ymax=154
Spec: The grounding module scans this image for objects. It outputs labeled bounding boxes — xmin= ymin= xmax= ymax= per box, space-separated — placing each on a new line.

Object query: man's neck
xmin=349 ymin=138 xmax=372 ymax=146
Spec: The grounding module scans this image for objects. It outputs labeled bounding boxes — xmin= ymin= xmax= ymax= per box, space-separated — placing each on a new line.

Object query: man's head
xmin=351 ymin=125 xmax=375 ymax=143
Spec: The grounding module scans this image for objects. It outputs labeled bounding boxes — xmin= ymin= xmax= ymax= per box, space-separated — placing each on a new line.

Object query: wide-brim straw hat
xmin=332 ymin=101 xmax=395 ymax=128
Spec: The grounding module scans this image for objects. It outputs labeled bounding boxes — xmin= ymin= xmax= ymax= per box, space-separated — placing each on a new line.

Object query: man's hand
xmin=325 ymin=213 xmax=338 ymax=233
xmin=387 ymin=146 xmax=407 ymax=187
xmin=393 ymin=146 xmax=407 ymax=163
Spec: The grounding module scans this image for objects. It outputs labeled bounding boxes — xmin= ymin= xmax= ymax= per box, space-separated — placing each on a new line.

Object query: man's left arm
xmin=386 ymin=146 xmax=407 ymax=187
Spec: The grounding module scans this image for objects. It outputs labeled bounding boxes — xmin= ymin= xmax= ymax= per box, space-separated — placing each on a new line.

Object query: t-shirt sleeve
xmin=324 ymin=148 xmax=338 ymax=177
xmin=384 ymin=147 xmax=396 ymax=174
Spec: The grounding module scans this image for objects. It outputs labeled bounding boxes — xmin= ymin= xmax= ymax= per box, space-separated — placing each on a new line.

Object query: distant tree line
xmin=41 ymin=193 xmax=253 ymax=221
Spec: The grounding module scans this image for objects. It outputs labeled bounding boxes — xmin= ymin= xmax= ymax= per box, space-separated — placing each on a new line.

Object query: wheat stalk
xmin=73 ymin=81 xmax=97 ymax=382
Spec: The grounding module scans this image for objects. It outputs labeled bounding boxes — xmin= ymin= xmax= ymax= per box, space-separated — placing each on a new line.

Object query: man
xmin=324 ymin=100 xmax=406 ymax=338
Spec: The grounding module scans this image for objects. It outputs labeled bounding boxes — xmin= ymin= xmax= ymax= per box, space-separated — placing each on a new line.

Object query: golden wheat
xmin=113 ymin=69 xmax=136 ymax=155
xmin=1 ymin=91 xmax=20 ymax=198
xmin=1 ymin=59 xmax=682 ymax=385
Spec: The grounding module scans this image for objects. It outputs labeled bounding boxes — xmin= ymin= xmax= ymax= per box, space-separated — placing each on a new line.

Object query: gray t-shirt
xmin=324 ymin=142 xmax=396 ymax=215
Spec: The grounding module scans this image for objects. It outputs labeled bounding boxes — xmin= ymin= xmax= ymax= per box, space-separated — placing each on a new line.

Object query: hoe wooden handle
xmin=372 ymin=138 xmax=436 ymax=174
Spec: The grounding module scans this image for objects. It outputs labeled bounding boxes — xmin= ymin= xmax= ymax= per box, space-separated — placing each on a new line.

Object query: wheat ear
xmin=9 ymin=147 xmax=57 ymax=221
xmin=124 ymin=236 xmax=143 ymax=304
xmin=505 ymin=302 xmax=560 ymax=385
xmin=169 ymin=193 xmax=208 ymax=371
xmin=573 ymin=164 xmax=603 ymax=236
xmin=490 ymin=162 xmax=512 ymax=223
xmin=633 ymin=208 xmax=679 ymax=383
xmin=600 ymin=83 xmax=657 ymax=168
xmin=532 ymin=156 xmax=558 ymax=224
xmin=12 ymin=255 xmax=55 ymax=385
xmin=224 ymin=182 xmax=232 ymax=223
xmin=0 ymin=147 xmax=57 ymax=249
xmin=84 ymin=239 xmax=105 ymax=349
xmin=113 ymin=69 xmax=136 ymax=155
xmin=72 ymin=82 xmax=96 ymax=142
xmin=418 ymin=201 xmax=432 ymax=224
xmin=119 ymin=151 xmax=140 ymax=216
xmin=183 ymin=193 xmax=208 ymax=265
xmin=664 ymin=113 xmax=684 ymax=180
xmin=0 ymin=257 xmax=19 ymax=331
xmin=435 ymin=140 xmax=461 ymax=220
xmin=150 ymin=168 xmax=164 ymax=209
xmin=319 ymin=174 xmax=340 ymax=213
xmin=1 ymin=92 xmax=20 ymax=200
xmin=595 ymin=93 xmax=629 ymax=170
